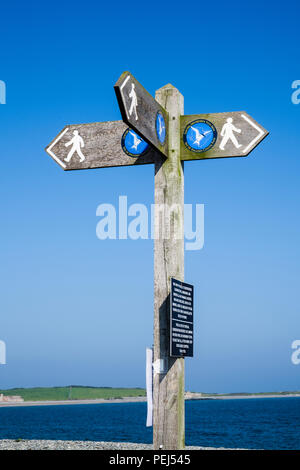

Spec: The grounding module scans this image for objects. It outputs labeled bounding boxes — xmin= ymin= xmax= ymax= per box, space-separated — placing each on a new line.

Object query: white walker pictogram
xmin=219 ymin=118 xmax=242 ymax=150
xmin=64 ymin=130 xmax=86 ymax=163
xmin=128 ymin=83 xmax=138 ymax=121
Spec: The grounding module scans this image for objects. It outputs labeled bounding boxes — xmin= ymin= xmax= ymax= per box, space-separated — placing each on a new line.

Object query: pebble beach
xmin=0 ymin=440 xmax=229 ymax=450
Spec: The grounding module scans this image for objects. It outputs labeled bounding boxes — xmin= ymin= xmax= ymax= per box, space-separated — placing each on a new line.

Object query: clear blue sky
xmin=0 ymin=0 xmax=299 ymax=393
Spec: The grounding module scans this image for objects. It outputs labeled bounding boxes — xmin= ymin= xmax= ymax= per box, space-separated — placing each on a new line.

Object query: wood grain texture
xmin=45 ymin=121 xmax=159 ymax=170
xmin=114 ymin=71 xmax=169 ymax=157
xmin=180 ymin=111 xmax=268 ymax=161
xmin=153 ymin=84 xmax=185 ymax=450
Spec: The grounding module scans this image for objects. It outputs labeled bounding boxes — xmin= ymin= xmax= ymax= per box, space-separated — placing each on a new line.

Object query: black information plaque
xmin=170 ymin=278 xmax=194 ymax=358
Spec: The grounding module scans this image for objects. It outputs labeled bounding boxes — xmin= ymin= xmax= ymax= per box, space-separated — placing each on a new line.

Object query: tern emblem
xmin=129 ymin=131 xmax=142 ymax=150
xmin=158 ymin=117 xmax=165 ymax=136
xmin=191 ymin=126 xmax=212 ymax=147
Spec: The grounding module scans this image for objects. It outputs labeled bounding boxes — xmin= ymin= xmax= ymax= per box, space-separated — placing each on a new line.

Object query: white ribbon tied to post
xmin=146 ymin=348 xmax=153 ymax=427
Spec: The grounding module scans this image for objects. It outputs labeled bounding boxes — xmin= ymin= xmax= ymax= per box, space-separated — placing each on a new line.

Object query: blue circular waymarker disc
xmin=121 ymin=128 xmax=149 ymax=157
xmin=183 ymin=120 xmax=217 ymax=153
xmin=156 ymin=112 xmax=166 ymax=144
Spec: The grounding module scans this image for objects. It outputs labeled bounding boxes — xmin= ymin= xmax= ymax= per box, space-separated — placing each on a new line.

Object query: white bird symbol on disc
xmin=158 ymin=117 xmax=165 ymax=136
xmin=191 ymin=126 xmax=212 ymax=146
xmin=129 ymin=131 xmax=142 ymax=150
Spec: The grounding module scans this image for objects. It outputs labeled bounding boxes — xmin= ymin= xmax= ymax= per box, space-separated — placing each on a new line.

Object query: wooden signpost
xmin=45 ymin=71 xmax=268 ymax=450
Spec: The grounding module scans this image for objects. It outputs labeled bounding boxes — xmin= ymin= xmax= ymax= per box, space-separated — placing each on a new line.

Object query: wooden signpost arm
xmin=153 ymin=84 xmax=185 ymax=450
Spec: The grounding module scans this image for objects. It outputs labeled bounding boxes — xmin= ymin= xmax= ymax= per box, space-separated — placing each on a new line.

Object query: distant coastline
xmin=0 ymin=389 xmax=300 ymax=407
xmin=186 ymin=392 xmax=300 ymax=400
xmin=0 ymin=397 xmax=147 ymax=407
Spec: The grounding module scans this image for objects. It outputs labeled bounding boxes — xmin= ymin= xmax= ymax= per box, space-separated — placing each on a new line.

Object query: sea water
xmin=0 ymin=397 xmax=299 ymax=450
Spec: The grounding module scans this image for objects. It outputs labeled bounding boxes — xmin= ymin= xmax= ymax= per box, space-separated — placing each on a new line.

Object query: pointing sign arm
xmin=114 ymin=71 xmax=169 ymax=157
xmin=45 ymin=121 xmax=161 ymax=171
xmin=180 ymin=111 xmax=268 ymax=161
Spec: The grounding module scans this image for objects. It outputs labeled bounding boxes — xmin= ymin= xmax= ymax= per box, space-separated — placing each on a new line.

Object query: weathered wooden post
xmin=153 ymin=84 xmax=185 ymax=450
